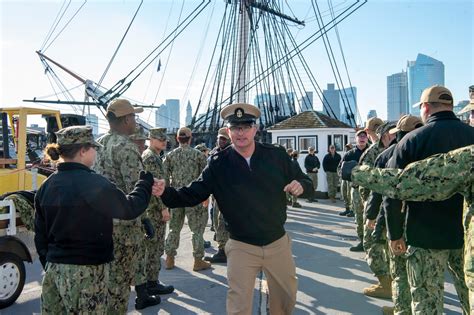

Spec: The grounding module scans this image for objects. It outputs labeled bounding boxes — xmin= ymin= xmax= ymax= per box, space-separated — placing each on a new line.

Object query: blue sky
xmin=1 ymin=0 xmax=472 ymax=129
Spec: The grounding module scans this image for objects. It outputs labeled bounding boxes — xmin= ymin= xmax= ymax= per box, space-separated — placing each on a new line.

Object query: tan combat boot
xmin=363 ymin=275 xmax=392 ymax=299
xmin=193 ymin=258 xmax=211 ymax=271
xmin=381 ymin=306 xmax=394 ymax=315
xmin=165 ymin=255 xmax=175 ymax=270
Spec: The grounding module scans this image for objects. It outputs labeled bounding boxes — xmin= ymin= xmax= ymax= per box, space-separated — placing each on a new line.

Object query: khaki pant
xmin=307 ymin=172 xmax=318 ymax=193
xmin=225 ymin=233 xmax=297 ymax=315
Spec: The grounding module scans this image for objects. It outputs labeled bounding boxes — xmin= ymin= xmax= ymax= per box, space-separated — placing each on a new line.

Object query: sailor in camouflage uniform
xmin=352 ymin=144 xmax=474 ymax=313
xmin=359 ymin=121 xmax=395 ymax=299
xmin=164 ymin=127 xmax=211 ymax=271
xmin=141 ymin=128 xmax=174 ymax=295
xmin=339 ymin=129 xmax=369 ymax=251
xmin=205 ymin=127 xmax=231 ymax=263
xmin=94 ymin=99 xmax=160 ymax=312
xmin=34 ymin=125 xmax=155 ymax=314
xmin=376 ymin=86 xmax=473 ymax=314
xmin=352 ymin=117 xmax=383 ymax=253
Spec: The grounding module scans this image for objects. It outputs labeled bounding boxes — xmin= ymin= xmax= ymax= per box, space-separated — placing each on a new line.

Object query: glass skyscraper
xmin=407 ymin=54 xmax=445 ymax=116
xmin=387 ymin=70 xmax=409 ymax=121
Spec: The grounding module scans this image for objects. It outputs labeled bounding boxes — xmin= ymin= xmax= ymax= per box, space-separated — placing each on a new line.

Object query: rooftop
xmin=268 ymin=110 xmax=353 ymax=130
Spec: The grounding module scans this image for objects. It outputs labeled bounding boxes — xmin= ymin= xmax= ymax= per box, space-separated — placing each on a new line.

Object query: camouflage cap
xmin=365 ymin=117 xmax=384 ymax=132
xmin=412 ymin=85 xmax=453 ymax=108
xmin=217 ymin=127 xmax=230 ymax=140
xmin=55 ymin=125 xmax=102 ymax=147
xmin=177 ymin=127 xmax=192 ymax=138
xmin=195 ymin=143 xmax=209 ymax=152
xmin=149 ymin=128 xmax=168 ymax=140
xmin=389 ymin=115 xmax=423 ymax=134
xmin=355 ymin=129 xmax=367 ymax=137
xmin=220 ymin=103 xmax=261 ymax=125
xmin=376 ymin=122 xmax=396 ymax=136
xmin=129 ymin=126 xmax=149 ymax=141
xmin=106 ymin=99 xmax=143 ymax=117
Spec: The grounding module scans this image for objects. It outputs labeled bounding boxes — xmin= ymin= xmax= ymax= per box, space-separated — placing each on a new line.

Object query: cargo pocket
xmin=406 ymin=246 xmax=423 ymax=288
xmin=464 ymin=225 xmax=474 ymax=286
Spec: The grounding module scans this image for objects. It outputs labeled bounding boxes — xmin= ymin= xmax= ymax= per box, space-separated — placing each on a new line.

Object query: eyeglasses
xmin=229 ymin=125 xmax=253 ymax=133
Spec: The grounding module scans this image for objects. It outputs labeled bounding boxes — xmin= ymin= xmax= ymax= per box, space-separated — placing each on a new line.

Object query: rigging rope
xmin=42 ymin=0 xmax=88 ymax=53
xmin=40 ymin=0 xmax=69 ymax=51
xmin=96 ymin=0 xmax=143 ymax=90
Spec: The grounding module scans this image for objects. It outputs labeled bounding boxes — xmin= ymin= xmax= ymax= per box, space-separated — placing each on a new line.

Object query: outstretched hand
xmin=390 ymin=238 xmax=407 ymax=256
xmin=283 ymin=180 xmax=304 ymax=196
xmin=152 ymin=179 xmax=166 ymax=197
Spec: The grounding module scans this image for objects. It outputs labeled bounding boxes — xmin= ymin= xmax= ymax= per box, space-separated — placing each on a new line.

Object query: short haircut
xmin=177 ymin=136 xmax=191 ymax=144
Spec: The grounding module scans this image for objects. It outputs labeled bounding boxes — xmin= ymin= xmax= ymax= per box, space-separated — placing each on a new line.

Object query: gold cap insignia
xmin=235 ymin=108 xmax=243 ymax=118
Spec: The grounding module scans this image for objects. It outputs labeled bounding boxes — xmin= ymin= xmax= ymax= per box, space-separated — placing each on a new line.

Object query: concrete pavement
xmin=3 ymin=198 xmax=463 ymax=314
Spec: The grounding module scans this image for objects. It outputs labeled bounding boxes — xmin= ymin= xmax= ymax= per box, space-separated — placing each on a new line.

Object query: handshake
xmin=152 ymin=179 xmax=166 ymax=197
xmin=139 ymin=171 xmax=166 ymax=197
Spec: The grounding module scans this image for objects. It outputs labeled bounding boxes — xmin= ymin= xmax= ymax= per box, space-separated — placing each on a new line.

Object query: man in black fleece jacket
xmin=155 ymin=103 xmax=312 ymax=315
xmin=385 ymin=86 xmax=474 ymax=313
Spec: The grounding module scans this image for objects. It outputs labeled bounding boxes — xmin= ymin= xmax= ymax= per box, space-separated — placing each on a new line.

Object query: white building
xmin=267 ymin=111 xmax=354 ymax=196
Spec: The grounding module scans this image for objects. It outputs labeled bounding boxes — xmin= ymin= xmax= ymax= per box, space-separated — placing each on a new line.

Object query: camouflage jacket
xmin=142 ymin=147 xmax=166 ymax=222
xmin=352 ymin=145 xmax=474 ymax=228
xmin=163 ymin=144 xmax=207 ymax=188
xmin=358 ymin=141 xmax=384 ymax=201
xmin=94 ymin=131 xmax=143 ymax=228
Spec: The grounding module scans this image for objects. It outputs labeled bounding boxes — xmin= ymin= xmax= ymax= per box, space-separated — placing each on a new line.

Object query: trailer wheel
xmin=0 ymin=253 xmax=25 ymax=309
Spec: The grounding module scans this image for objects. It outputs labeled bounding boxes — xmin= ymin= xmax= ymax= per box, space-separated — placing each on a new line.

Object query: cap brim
xmin=227 ymin=119 xmax=256 ymax=126
xmin=388 ymin=127 xmax=400 ymax=135
xmin=133 ymin=107 xmax=144 ymax=114
xmin=92 ymin=141 xmax=103 ymax=148
xmin=412 ymin=102 xmax=422 ymax=108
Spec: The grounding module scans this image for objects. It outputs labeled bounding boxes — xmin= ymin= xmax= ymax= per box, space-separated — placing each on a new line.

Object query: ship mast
xmin=236 ymin=0 xmax=250 ymax=103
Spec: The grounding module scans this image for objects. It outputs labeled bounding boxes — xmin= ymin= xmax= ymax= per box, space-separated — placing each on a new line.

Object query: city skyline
xmin=1 ymin=1 xmax=472 ymax=129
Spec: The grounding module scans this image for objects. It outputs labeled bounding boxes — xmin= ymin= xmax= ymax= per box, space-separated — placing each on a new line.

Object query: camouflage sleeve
xmin=353 ymin=145 xmax=473 ymax=201
xmin=198 ymin=151 xmax=208 ymax=173
xmin=117 ymin=142 xmax=143 ymax=193
xmin=359 ymin=144 xmax=382 ymax=201
xmin=142 ymin=153 xmax=166 ymax=212
xmin=163 ymin=153 xmax=172 ymax=186
xmin=352 ymin=165 xmax=401 ymax=199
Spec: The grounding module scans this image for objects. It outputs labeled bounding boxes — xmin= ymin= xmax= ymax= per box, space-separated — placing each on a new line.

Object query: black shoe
xmin=307 ymin=199 xmax=313 ymax=203
xmin=338 ymin=209 xmax=350 ymax=216
xmin=204 ymin=240 xmax=211 ymax=248
xmin=135 ymin=283 xmax=161 ymax=310
xmin=147 ymin=281 xmax=175 ymax=295
xmin=204 ymin=248 xmax=227 ymax=263
xmin=292 ymin=202 xmax=302 ymax=208
xmin=346 ymin=210 xmax=355 ymax=217
xmin=349 ymin=242 xmax=364 ymax=252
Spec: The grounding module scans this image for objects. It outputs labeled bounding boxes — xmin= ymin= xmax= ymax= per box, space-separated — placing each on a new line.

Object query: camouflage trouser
xmin=213 ymin=204 xmax=229 ymax=250
xmin=465 ymin=220 xmax=474 ymax=313
xmin=146 ymin=221 xmax=167 ymax=281
xmin=107 ymin=225 xmax=142 ymax=314
xmin=341 ymin=180 xmax=351 ymax=209
xmin=389 ymin=251 xmax=411 ymax=315
xmin=326 ymin=172 xmax=338 ymax=199
xmin=363 ymin=226 xmax=389 ymax=277
xmin=307 ymin=172 xmax=318 ymax=193
xmin=350 ymin=187 xmax=363 ymax=241
xmin=5 ymin=194 xmax=35 ymax=231
xmin=41 ymin=263 xmax=109 ymax=314
xmin=165 ymin=205 xmax=208 ymax=259
xmin=406 ymin=246 xmax=469 ymax=315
